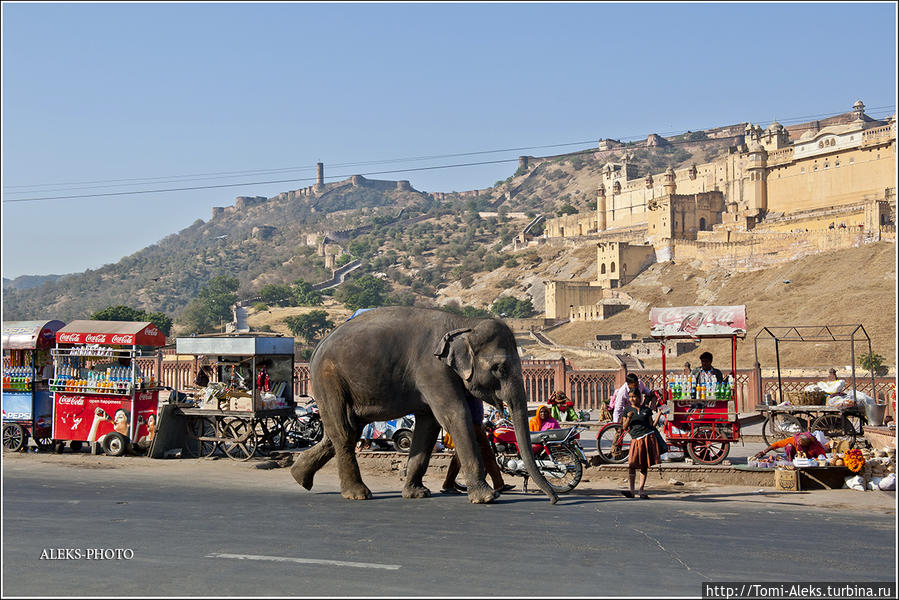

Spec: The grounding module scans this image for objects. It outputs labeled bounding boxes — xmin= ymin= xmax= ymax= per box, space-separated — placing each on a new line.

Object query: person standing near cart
xmin=691 ymin=352 xmax=723 ymax=384
xmin=611 ymin=373 xmax=652 ymax=423
xmin=621 ymin=388 xmax=662 ymax=499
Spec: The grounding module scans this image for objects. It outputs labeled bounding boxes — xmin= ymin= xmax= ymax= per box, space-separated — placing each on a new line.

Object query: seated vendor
xmin=753 ymin=431 xmax=827 ymax=461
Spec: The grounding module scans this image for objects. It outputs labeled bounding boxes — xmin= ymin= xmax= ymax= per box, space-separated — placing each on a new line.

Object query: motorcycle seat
xmin=529 ymin=428 xmax=573 ymax=443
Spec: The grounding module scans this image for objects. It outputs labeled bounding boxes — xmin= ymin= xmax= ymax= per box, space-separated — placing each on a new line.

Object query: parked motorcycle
xmin=285 ymin=399 xmax=323 ymax=448
xmin=486 ymin=421 xmax=589 ymax=494
xmin=361 ymin=415 xmax=416 ymax=452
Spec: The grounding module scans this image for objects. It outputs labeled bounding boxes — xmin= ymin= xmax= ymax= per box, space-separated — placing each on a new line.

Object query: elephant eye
xmin=493 ymin=363 xmax=508 ymax=377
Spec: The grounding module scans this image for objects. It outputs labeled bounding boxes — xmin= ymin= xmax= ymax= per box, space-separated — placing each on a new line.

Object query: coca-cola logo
xmin=137 ymin=392 xmax=154 ymax=401
xmin=58 ymin=333 xmax=82 ymax=343
xmin=145 ymin=327 xmax=159 ymax=337
xmin=85 ymin=334 xmax=108 ymax=343
xmin=111 ymin=335 xmax=133 ymax=344
xmin=651 ymin=306 xmax=744 ymax=334
xmin=57 ymin=395 xmax=85 ymax=406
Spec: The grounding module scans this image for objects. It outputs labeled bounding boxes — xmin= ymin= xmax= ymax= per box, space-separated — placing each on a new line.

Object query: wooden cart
xmin=755 ymin=403 xmax=867 ymax=447
xmin=179 ymin=406 xmax=293 ymax=461
xmin=173 ymin=335 xmax=296 ymax=461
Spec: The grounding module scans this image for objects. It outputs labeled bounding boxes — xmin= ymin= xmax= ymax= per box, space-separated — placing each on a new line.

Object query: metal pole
xmin=775 ymin=339 xmax=783 ymax=404
xmin=660 ymin=340 xmax=668 ymax=401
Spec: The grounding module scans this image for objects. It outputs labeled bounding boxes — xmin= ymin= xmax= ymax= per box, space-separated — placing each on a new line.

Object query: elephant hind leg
xmin=290 ymin=436 xmax=335 ymax=490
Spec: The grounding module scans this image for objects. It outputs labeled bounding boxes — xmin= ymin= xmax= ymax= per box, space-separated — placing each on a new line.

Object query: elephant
xmin=290 ymin=306 xmax=559 ymax=504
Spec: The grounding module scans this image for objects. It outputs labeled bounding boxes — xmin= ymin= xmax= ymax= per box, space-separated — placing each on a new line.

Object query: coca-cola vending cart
xmin=650 ymin=305 xmax=747 ymax=465
xmin=2 ymin=320 xmax=66 ymax=452
xmin=50 ymin=320 xmax=166 ymax=456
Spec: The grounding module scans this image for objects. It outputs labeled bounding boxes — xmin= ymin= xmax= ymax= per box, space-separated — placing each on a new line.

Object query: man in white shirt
xmin=611 ymin=373 xmax=652 ymax=422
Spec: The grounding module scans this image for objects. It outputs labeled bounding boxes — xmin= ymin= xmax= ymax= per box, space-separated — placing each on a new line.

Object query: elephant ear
xmin=434 ymin=327 xmax=474 ymax=381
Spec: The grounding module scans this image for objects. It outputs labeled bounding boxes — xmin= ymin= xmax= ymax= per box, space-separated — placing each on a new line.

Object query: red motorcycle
xmin=485 ymin=421 xmax=589 ymax=494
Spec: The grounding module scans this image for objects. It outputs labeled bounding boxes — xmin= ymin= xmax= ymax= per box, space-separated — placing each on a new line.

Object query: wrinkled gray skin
xmin=290 ymin=306 xmax=559 ymax=504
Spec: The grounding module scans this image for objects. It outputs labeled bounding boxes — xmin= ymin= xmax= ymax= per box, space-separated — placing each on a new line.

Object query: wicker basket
xmin=785 ymin=390 xmax=828 ymax=406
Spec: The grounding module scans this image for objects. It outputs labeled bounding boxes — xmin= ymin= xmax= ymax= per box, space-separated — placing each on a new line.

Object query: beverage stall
xmin=2 ymin=320 xmax=66 ymax=452
xmin=651 ymin=305 xmax=746 ymax=465
xmin=50 ymin=320 xmax=166 ymax=455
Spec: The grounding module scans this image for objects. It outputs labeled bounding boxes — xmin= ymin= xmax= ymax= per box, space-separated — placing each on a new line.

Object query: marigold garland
xmin=843 ymin=448 xmax=866 ymax=473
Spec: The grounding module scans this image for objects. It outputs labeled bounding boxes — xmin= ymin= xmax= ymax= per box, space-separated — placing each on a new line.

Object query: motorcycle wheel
xmin=596 ymin=423 xmax=631 ymax=464
xmin=393 ymin=430 xmax=413 ymax=453
xmin=541 ymin=446 xmax=583 ymax=493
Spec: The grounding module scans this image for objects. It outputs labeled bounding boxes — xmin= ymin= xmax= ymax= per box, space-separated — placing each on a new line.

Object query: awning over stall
xmin=55 ymin=320 xmax=166 ymax=347
xmin=650 ymin=306 xmax=747 ymax=339
xmin=175 ymin=335 xmax=294 ymax=356
xmin=2 ymin=320 xmax=66 ymax=350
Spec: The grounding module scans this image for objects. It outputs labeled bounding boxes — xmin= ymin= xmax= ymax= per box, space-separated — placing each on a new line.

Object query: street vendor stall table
xmin=50 ymin=320 xmax=166 ymax=455
xmin=174 ymin=335 xmax=296 ymax=461
xmin=2 ymin=320 xmax=66 ymax=451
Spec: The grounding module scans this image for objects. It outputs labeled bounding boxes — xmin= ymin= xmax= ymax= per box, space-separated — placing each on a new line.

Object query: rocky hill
xmin=2 ymin=124 xmax=895 ymax=373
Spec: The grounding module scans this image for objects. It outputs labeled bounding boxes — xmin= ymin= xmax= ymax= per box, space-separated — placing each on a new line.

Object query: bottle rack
xmin=50 ymin=346 xmax=152 ymax=396
xmin=49 ymin=380 xmax=133 ymax=396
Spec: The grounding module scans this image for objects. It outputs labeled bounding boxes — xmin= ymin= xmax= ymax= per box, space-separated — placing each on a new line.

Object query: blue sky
xmin=2 ymin=2 xmax=896 ymax=279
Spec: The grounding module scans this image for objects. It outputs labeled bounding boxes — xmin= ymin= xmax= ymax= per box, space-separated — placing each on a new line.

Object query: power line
xmin=3 ymin=105 xmax=893 ymax=203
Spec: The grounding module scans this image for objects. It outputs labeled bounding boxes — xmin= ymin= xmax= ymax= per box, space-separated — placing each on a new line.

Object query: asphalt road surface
xmin=2 ymin=453 xmax=895 ymax=597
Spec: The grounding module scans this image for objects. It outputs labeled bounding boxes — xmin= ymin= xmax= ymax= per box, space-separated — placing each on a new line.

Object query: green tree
xmin=334 ymin=274 xmax=391 ymax=311
xmin=291 ymin=279 xmax=323 ymax=306
xmin=179 ymin=275 xmax=239 ymax=333
xmin=91 ymin=305 xmax=173 ymax=337
xmin=490 ymin=296 xmax=533 ymax=318
xmin=284 ymin=310 xmax=335 ymax=344
xmin=557 ymin=204 xmax=578 ymax=216
xmin=259 ymin=283 xmax=294 ymax=307
xmin=858 ymin=351 xmax=887 ymax=375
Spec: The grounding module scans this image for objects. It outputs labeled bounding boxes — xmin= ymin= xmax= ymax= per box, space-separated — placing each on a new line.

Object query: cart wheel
xmin=393 ymin=430 xmax=413 ymax=453
xmin=34 ymin=437 xmax=53 ymax=452
xmin=761 ymin=413 xmax=807 ymax=446
xmin=184 ymin=417 xmax=218 ymax=458
xmin=222 ymin=418 xmax=257 ymax=461
xmin=101 ymin=432 xmax=129 ymax=457
xmin=69 ymin=441 xmax=83 ymax=453
xmin=53 ymin=440 xmax=66 ymax=454
xmin=687 ymin=428 xmax=730 ymax=465
xmin=596 ymin=423 xmax=631 ymax=464
xmin=255 ymin=418 xmax=286 ymax=454
xmin=3 ymin=423 xmax=27 ymax=452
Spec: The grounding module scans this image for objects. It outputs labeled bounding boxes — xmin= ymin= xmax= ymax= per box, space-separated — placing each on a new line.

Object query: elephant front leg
xmin=402 ymin=414 xmax=440 ymax=499
xmin=430 ymin=405 xmax=495 ymax=504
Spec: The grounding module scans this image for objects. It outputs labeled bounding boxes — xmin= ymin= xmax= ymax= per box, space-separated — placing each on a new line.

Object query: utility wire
xmin=3 ymin=105 xmax=893 ymax=203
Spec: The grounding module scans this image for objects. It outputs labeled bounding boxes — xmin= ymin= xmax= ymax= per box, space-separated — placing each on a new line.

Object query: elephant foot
xmin=290 ymin=461 xmax=315 ymax=490
xmin=402 ymin=484 xmax=432 ymax=499
xmin=341 ymin=483 xmax=373 ymax=500
xmin=467 ymin=483 xmax=497 ymax=504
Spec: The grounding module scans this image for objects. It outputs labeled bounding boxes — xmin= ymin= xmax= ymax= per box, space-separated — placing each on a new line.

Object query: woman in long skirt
xmin=621 ymin=389 xmax=662 ymax=499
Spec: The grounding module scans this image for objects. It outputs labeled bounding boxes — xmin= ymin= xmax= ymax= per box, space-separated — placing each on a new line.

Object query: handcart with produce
xmin=753 ymin=324 xmax=874 ymax=448
xmin=2 ymin=320 xmax=66 ymax=452
xmin=49 ymin=320 xmax=166 ymax=456
xmin=175 ymin=335 xmax=296 ymax=461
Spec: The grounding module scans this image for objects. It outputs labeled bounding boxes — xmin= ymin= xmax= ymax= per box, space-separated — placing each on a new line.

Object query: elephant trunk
xmin=507 ymin=381 xmax=559 ymax=504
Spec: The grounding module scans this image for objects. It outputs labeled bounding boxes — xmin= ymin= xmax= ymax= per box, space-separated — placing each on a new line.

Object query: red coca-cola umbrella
xmin=55 ymin=320 xmax=166 ymax=347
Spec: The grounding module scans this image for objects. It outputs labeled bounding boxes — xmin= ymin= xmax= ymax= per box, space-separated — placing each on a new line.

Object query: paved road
xmin=2 ymin=455 xmax=895 ymax=597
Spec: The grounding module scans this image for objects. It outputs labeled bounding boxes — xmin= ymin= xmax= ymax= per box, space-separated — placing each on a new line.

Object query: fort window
xmin=801 ymin=167 xmax=805 ymax=173
xmin=611 ymin=262 xmax=616 ymax=273
xmin=850 ymin=157 xmax=854 ymax=164
xmin=835 ymin=160 xmax=840 ymax=167
xmin=699 ymin=217 xmax=707 ymax=230
xmin=824 ymin=163 xmax=829 ymax=169
xmin=600 ymin=263 xmax=606 ymax=274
